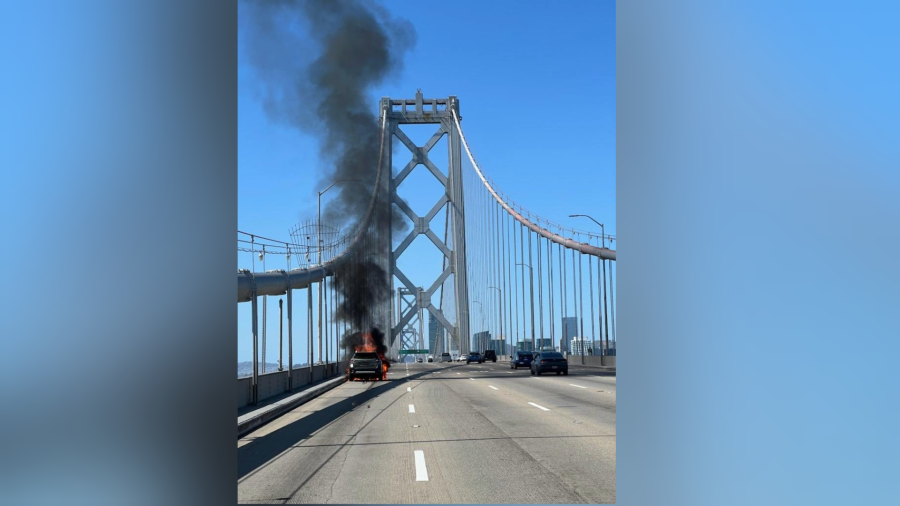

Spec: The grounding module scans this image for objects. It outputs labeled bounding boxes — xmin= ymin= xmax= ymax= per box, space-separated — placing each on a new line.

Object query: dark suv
xmin=530 ymin=352 xmax=568 ymax=376
xmin=466 ymin=352 xmax=484 ymax=364
xmin=349 ymin=352 xmax=383 ymax=381
xmin=483 ymin=350 xmax=497 ymax=362
xmin=510 ymin=351 xmax=533 ymax=369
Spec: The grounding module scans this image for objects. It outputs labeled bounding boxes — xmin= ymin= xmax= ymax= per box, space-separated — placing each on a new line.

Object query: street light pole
xmin=570 ymin=214 xmax=611 ymax=354
xmin=516 ymin=263 xmax=535 ymax=352
xmin=317 ymin=179 xmax=362 ymax=364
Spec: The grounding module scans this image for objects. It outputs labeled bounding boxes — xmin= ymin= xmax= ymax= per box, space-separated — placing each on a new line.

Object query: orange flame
xmin=354 ymin=333 xmax=378 ymax=354
xmin=348 ymin=332 xmax=390 ymax=381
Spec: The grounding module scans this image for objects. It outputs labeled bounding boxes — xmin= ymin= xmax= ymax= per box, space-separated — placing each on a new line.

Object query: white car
xmin=456 ymin=355 xmax=467 ymax=362
xmin=427 ymin=355 xmax=434 ymax=363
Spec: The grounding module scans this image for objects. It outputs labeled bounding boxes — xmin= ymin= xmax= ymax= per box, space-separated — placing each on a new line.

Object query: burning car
xmin=348 ymin=351 xmax=384 ymax=381
xmin=344 ymin=330 xmax=390 ymax=381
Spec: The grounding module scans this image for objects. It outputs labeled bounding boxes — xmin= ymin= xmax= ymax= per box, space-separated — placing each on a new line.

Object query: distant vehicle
xmin=483 ymin=350 xmax=497 ymax=362
xmin=427 ymin=355 xmax=434 ymax=363
xmin=456 ymin=354 xmax=467 ymax=362
xmin=440 ymin=352 xmax=453 ymax=363
xmin=510 ymin=351 xmax=534 ymax=369
xmin=466 ymin=352 xmax=484 ymax=364
xmin=349 ymin=352 xmax=384 ymax=381
xmin=530 ymin=352 xmax=568 ymax=376
xmin=416 ymin=357 xmax=424 ymax=363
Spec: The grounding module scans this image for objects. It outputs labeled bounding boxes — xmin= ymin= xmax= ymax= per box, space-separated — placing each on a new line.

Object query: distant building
xmin=561 ymin=317 xmax=580 ymax=352
xmin=488 ymin=338 xmax=508 ymax=355
xmin=473 ymin=330 xmax=491 ymax=352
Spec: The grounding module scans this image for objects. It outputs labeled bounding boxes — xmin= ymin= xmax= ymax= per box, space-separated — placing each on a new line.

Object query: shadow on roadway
xmin=286 ymin=433 xmax=613 ymax=450
xmin=238 ymin=368 xmax=434 ymax=480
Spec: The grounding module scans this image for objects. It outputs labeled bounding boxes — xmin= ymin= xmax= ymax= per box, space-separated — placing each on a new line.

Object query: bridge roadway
xmin=238 ymin=360 xmax=616 ymax=504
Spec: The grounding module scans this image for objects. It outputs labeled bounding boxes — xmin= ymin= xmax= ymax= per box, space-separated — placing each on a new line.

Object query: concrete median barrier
xmin=567 ymin=355 xmax=616 ymax=368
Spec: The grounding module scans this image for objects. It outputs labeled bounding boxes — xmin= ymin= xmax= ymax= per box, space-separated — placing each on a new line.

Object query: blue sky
xmin=237 ymin=0 xmax=616 ymax=364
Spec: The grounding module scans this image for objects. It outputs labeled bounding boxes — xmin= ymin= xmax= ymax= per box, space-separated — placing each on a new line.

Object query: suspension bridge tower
xmin=384 ymin=91 xmax=472 ymax=356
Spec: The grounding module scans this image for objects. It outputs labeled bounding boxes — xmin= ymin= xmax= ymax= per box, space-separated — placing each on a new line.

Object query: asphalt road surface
xmin=238 ymin=360 xmax=615 ymax=504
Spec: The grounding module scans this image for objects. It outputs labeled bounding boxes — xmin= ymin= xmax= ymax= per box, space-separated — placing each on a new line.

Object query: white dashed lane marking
xmin=414 ymin=450 xmax=429 ymax=481
xmin=409 ymin=404 xmax=415 ymax=413
xmin=407 ymin=387 xmax=411 ymax=392
xmin=569 ymin=384 xmax=586 ymax=389
xmin=528 ymin=402 xmax=550 ymax=411
xmin=488 ymin=386 xmax=498 ymax=390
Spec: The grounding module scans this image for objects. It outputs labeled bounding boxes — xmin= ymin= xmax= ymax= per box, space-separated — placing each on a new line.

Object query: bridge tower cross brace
xmin=384 ymin=92 xmax=471 ymax=356
xmin=394 ymin=287 xmax=422 ymax=358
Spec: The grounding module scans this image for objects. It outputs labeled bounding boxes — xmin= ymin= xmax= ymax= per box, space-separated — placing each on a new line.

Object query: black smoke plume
xmin=242 ymin=0 xmax=416 ymax=336
xmin=241 ymin=0 xmax=414 ymax=232
xmin=332 ymin=257 xmax=390 ymax=331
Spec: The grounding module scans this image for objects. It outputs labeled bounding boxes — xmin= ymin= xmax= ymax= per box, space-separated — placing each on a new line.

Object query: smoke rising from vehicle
xmin=241 ymin=0 xmax=415 ymax=231
xmin=242 ymin=0 xmax=415 ymax=339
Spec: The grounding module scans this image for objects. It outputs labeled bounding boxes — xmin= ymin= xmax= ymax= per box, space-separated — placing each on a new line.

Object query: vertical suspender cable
xmin=522 ymin=227 xmax=543 ymax=352
xmin=333 ymin=271 xmax=337 ymax=367
xmin=262 ymin=246 xmax=267 ymax=374
xmin=597 ymin=240 xmax=604 ymax=354
xmin=307 ymin=284 xmax=313 ymax=383
xmin=512 ymin=212 xmax=520 ymax=351
xmin=610 ymin=258 xmax=616 ymax=350
xmin=561 ymin=240 xmax=567 ymax=353
xmin=503 ymin=202 xmax=511 ymax=355
xmin=527 ymin=227 xmax=535 ymax=352
xmin=324 ymin=276 xmax=328 ymax=370
xmin=578 ymin=248 xmax=585 ymax=363
xmin=519 ymin=221 xmax=526 ymax=349
xmin=537 ymin=231 xmax=544 ymax=350
xmin=497 ymin=201 xmax=505 ymax=355
xmin=602 ymin=245 xmax=610 ymax=354
xmin=589 ymin=250 xmax=596 ymax=357
xmin=547 ymin=231 xmax=555 ymax=351
xmin=572 ymin=248 xmax=579 ymax=357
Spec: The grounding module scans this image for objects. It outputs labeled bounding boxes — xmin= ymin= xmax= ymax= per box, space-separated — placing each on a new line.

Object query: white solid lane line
xmin=569 ymin=384 xmax=587 ymax=389
xmin=409 ymin=404 xmax=415 ymax=413
xmin=488 ymin=386 xmax=499 ymax=390
xmin=528 ymin=402 xmax=550 ymax=411
xmin=414 ymin=450 xmax=429 ymax=481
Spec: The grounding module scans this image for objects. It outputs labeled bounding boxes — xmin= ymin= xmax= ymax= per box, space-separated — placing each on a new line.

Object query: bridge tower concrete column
xmin=385 ymin=92 xmax=471 ymax=356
